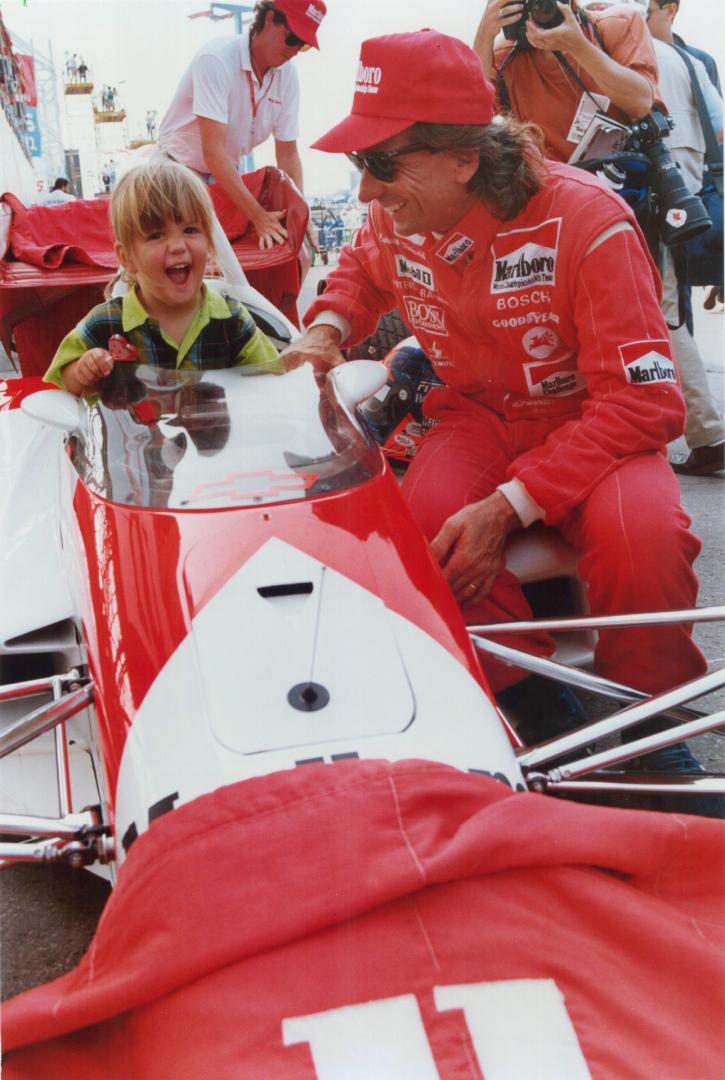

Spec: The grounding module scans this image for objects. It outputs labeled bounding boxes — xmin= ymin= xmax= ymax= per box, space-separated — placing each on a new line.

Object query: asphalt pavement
xmin=0 ymin=268 xmax=723 ymax=1003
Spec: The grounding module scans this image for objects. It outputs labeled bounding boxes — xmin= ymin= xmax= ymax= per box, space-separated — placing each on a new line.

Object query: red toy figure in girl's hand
xmin=108 ymin=334 xmax=139 ymax=362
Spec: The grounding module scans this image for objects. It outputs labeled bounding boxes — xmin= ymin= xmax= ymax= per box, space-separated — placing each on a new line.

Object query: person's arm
xmin=473 ymin=0 xmax=524 ymax=79
xmin=274 ymin=139 xmax=303 ymax=192
xmin=509 ymin=223 xmax=685 ymax=525
xmin=59 ymin=350 xmax=113 ymax=396
xmin=229 ymin=302 xmax=283 ymax=371
xmin=44 ymin=322 xmax=111 ymax=392
xmin=526 ymin=4 xmax=654 ymax=118
xmin=695 ymin=61 xmax=724 ymax=140
xmin=197 ymin=116 xmax=288 ymax=249
xmin=303 ymin=205 xmax=400 ymax=346
xmin=279 ymin=323 xmax=346 ymax=372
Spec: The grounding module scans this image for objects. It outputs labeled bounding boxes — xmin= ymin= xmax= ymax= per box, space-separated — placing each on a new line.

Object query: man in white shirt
xmin=158 ymin=0 xmax=326 ymax=249
xmin=39 ymin=178 xmax=76 ymax=206
xmin=647 ymin=0 xmax=725 ymax=476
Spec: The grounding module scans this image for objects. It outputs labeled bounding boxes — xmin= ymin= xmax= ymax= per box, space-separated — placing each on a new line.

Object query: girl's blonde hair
xmin=110 ymin=160 xmax=215 ymax=252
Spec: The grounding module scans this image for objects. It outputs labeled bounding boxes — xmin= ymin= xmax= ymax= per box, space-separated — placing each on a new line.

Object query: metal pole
xmin=0 ymin=683 xmax=94 ymax=759
xmin=0 ymin=813 xmax=92 ymax=838
xmin=468 ymin=605 xmax=725 ymax=636
xmin=544 ymin=708 xmax=725 ymax=777
xmin=469 ymin=635 xmax=720 ymax=720
xmin=517 ymin=689 xmax=725 ymax=770
xmin=52 ymin=676 xmax=73 ymax=818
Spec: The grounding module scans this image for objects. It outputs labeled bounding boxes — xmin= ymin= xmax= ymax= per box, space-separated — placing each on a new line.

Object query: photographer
xmin=473 ymin=0 xmax=658 ymax=162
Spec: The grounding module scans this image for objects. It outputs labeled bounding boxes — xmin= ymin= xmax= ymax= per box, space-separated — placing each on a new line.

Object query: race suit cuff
xmin=497 ymin=479 xmax=545 ymax=528
xmin=307 ymin=311 xmax=351 ymax=345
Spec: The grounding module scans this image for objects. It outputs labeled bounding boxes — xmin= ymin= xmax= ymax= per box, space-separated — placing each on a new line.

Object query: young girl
xmin=45 ymin=161 xmax=280 ymax=395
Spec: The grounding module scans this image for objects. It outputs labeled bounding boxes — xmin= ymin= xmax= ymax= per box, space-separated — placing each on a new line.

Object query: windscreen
xmin=69 ymin=363 xmax=382 ymax=509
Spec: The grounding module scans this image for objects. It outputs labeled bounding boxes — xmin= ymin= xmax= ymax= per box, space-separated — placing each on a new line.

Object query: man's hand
xmin=60 ymin=348 xmax=113 ymax=396
xmin=197 ymin=117 xmax=290 ymax=248
xmin=526 ymin=2 xmax=586 ymax=55
xmin=251 ymin=207 xmax=289 ymax=249
xmin=473 ymin=0 xmax=525 ymax=76
xmin=525 ymin=1 xmax=654 ymax=115
xmin=279 ymin=324 xmax=346 ymax=373
xmin=430 ymin=491 xmax=521 ymax=608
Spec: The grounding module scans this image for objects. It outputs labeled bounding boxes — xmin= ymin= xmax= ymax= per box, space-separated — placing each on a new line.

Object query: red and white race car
xmin=0 ymin=306 xmax=723 ymax=1076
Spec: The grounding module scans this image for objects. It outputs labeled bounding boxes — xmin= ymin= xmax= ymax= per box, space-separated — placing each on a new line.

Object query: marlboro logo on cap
xmin=312 ymin=30 xmax=495 ymax=153
xmin=275 ymin=0 xmax=327 ymax=49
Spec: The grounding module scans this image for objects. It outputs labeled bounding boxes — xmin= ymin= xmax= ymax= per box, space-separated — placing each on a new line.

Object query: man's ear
xmin=450 ymin=148 xmax=480 ymax=185
xmin=114 ymin=240 xmax=136 ymax=275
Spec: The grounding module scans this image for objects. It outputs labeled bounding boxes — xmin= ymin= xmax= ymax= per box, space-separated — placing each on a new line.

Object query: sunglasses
xmin=346 ymin=143 xmax=434 ymax=183
xmin=272 ymin=10 xmax=311 ymax=51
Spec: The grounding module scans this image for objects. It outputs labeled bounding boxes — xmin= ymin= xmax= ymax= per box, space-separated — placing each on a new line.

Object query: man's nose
xmin=357 ymin=168 xmax=386 ymax=204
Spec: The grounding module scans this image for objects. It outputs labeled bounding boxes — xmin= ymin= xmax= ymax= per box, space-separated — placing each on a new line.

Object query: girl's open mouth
xmin=166 ymin=263 xmax=191 ymax=285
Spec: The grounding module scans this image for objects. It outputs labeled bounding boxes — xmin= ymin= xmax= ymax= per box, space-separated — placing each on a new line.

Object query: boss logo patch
xmin=402 ymin=296 xmax=447 ymax=336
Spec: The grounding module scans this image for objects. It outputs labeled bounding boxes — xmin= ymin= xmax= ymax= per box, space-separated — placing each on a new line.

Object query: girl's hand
xmin=61 ymin=348 xmax=113 ymax=395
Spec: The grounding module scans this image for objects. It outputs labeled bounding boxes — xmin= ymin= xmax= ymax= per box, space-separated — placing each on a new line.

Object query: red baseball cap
xmin=275 ymin=0 xmax=327 ymax=49
xmin=312 ymin=30 xmax=495 ymax=152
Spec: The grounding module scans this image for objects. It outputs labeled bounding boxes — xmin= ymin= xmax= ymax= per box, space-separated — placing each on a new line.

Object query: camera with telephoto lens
xmin=627 ymin=111 xmax=712 ymax=246
xmin=504 ymin=0 xmax=568 ymax=42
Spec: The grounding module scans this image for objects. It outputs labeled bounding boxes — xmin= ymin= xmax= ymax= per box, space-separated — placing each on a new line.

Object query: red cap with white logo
xmin=275 ymin=0 xmax=326 ymax=49
xmin=312 ymin=30 xmax=495 ymax=152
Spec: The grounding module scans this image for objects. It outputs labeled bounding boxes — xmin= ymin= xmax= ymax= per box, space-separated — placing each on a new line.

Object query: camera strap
xmin=495 ymin=14 xmax=609 ymax=120
xmin=668 ymin=43 xmax=723 ymax=195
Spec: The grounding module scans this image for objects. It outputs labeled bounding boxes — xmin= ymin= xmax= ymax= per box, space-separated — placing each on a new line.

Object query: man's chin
xmin=392 ymin=219 xmax=416 ymax=238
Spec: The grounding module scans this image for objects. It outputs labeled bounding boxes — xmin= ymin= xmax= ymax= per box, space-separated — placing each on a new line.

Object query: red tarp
xmin=1 ymin=191 xmax=118 ymax=270
xmin=2 ymin=760 xmax=724 ymax=1079
xmin=0 ymin=169 xmax=307 ymax=272
xmin=0 ymin=168 xmax=309 ymax=374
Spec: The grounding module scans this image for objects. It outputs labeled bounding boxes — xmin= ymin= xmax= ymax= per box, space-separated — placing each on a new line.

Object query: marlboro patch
xmin=491 ymin=218 xmax=561 ymax=293
xmin=619 ymin=341 xmax=677 ymax=385
xmin=524 ymin=354 xmax=584 ymax=398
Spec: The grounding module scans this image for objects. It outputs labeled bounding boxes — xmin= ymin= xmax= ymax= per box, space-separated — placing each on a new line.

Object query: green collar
xmin=121 ymin=283 xmax=232 ymax=331
xmin=121 ymin=284 xmax=234 ymax=364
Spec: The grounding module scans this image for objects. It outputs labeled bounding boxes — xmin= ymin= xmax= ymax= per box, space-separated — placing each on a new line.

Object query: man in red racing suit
xmin=283 ymin=30 xmax=718 ymax=814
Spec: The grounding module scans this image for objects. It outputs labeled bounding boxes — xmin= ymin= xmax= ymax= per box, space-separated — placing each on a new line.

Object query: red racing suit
xmin=305 ymin=163 xmax=706 ymax=695
xmin=306 ymin=163 xmax=683 ymax=523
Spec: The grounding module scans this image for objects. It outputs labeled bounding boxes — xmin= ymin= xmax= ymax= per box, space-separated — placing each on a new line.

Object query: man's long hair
xmin=408 ymin=117 xmax=548 ymax=220
xmin=250 ymin=0 xmax=275 ymax=36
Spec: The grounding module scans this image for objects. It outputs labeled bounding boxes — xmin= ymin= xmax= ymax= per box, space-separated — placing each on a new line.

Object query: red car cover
xmin=2 ymin=760 xmax=724 ymax=1079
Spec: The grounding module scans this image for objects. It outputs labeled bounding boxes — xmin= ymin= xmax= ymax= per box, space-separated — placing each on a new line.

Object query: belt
xmin=157 ymin=149 xmax=213 ymax=186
